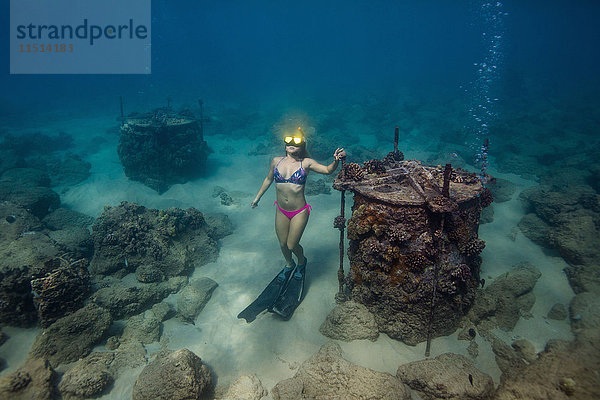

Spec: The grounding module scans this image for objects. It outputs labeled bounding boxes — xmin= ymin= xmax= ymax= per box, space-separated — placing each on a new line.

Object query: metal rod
xmin=407 ymin=174 xmax=427 ymax=200
xmin=424 ymin=283 xmax=437 ymax=357
xmin=336 ymin=157 xmax=347 ymax=301
xmin=338 ymin=189 xmax=346 ymax=296
xmin=425 ymin=215 xmax=446 ymax=357
xmin=442 ymin=163 xmax=452 ymax=198
xmin=394 ymin=126 xmax=399 ymax=153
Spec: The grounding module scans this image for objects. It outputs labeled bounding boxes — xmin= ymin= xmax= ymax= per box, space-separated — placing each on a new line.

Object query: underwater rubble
xmin=319 ymin=300 xmax=379 ymax=342
xmin=397 ymin=353 xmax=495 ymax=399
xmin=0 ymin=202 xmax=91 ymax=327
xmin=217 ymin=375 xmax=267 ymax=400
xmin=28 ymin=303 xmax=112 ymax=366
xmin=90 ymin=201 xmax=221 ymax=279
xmin=0 ymin=202 xmax=87 ymax=332
xmin=0 ymin=165 xmax=97 ymax=327
xmin=0 ymin=192 xmax=233 ymax=399
xmin=88 ymin=201 xmax=231 ymax=320
xmin=30 ymin=259 xmax=91 ymax=328
xmin=518 ymin=184 xmax=600 ymax=294
xmin=491 ymin=325 xmax=600 ymax=399
xmin=0 ymin=131 xmax=91 ymax=188
xmin=506 ymin=152 xmax=600 ymax=399
xmin=0 ymin=358 xmax=57 ymax=400
xmin=467 ymin=262 xmax=541 ymax=331
xmin=272 ymin=342 xmax=411 ymax=400
xmin=132 ymin=349 xmax=212 ymax=400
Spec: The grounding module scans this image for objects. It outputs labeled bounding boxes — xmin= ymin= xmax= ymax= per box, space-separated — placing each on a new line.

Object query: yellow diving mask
xmin=284 ymin=136 xmax=305 ymax=146
xmin=284 ymin=127 xmax=306 ymax=146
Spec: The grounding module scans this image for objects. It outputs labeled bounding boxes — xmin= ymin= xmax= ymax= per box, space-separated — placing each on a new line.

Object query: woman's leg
xmin=275 ymin=208 xmax=295 ymax=267
xmin=287 ymin=209 xmax=310 ymax=265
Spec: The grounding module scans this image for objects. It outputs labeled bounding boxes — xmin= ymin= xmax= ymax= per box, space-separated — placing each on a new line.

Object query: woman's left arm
xmin=307 ymin=148 xmax=346 ymax=175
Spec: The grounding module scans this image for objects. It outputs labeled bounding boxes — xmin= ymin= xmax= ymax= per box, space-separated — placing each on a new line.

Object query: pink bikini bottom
xmin=274 ymin=201 xmax=312 ymax=219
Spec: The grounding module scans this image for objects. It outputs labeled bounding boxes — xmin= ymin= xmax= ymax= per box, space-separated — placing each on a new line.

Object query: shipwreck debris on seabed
xmin=333 ymin=152 xmax=492 ymax=347
xmin=117 ymin=100 xmax=211 ymax=193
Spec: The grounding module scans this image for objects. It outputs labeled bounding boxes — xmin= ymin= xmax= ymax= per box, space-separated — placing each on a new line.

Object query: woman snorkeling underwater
xmin=237 ymin=127 xmax=345 ymax=322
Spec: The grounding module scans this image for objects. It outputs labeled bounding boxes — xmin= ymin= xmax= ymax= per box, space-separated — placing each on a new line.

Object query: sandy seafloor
xmin=0 ymin=113 xmax=575 ymax=399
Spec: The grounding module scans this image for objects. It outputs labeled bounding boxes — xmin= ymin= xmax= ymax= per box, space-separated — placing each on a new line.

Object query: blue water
xmin=2 ymin=1 xmax=597 ymax=119
xmin=1 ymin=0 xmax=599 ymax=397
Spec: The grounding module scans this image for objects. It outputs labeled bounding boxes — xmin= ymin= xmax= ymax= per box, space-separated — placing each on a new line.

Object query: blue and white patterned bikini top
xmin=273 ymin=158 xmax=307 ymax=185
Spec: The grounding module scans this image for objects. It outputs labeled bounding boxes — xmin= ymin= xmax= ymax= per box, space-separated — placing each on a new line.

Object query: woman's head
xmin=284 ymin=127 xmax=309 ymax=159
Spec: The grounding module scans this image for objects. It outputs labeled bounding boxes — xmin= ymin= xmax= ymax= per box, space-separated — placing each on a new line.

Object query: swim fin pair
xmin=271 ymin=263 xmax=305 ymax=320
xmin=237 ymin=261 xmax=305 ymax=323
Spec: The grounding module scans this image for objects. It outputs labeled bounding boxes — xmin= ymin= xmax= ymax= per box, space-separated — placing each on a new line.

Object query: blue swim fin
xmin=237 ymin=267 xmax=293 ymax=323
xmin=271 ymin=262 xmax=306 ymax=320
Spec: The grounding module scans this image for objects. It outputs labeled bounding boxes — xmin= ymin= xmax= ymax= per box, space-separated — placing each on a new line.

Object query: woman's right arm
xmin=251 ymin=158 xmax=277 ymax=208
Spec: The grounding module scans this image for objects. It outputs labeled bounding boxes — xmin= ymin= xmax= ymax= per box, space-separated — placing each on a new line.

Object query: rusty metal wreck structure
xmin=117 ymin=99 xmax=210 ymax=194
xmin=333 ymin=134 xmax=492 ymax=350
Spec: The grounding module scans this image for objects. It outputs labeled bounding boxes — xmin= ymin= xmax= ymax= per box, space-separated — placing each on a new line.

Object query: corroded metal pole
xmin=335 ymin=157 xmax=347 ymax=302
xmin=426 ymin=163 xmax=452 ymax=357
xmin=442 ymin=163 xmax=452 ymax=198
xmin=424 ymin=276 xmax=438 ymax=356
xmin=338 ymin=190 xmax=346 ymax=295
xmin=425 ymin=212 xmax=448 ymax=357
xmin=394 ymin=126 xmax=399 ymax=153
